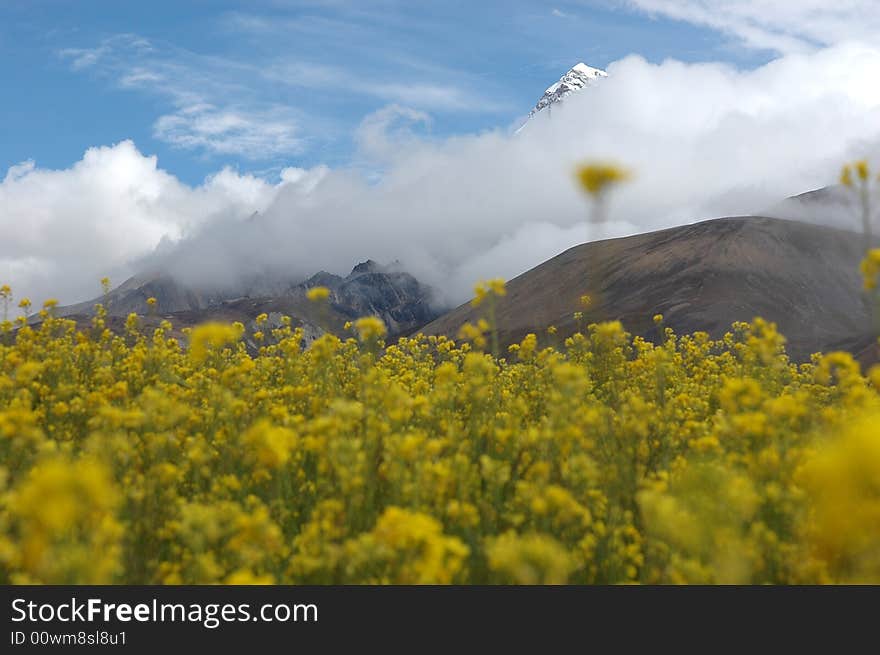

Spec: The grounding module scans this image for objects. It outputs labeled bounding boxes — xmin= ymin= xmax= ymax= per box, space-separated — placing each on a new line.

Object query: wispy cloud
xmin=58 ymin=36 xmax=305 ymax=159
xmin=57 ymin=46 xmax=108 ymax=70
xmin=621 ymin=0 xmax=880 ymax=53
xmin=154 ymin=105 xmax=303 ymax=159
xmin=58 ymin=34 xmax=153 ymax=70
xmin=262 ymin=60 xmax=509 ymax=113
xmin=118 ymin=68 xmax=164 ymax=87
xmin=221 ymin=10 xmax=516 ymax=113
xmin=59 ymin=14 xmax=511 ymax=163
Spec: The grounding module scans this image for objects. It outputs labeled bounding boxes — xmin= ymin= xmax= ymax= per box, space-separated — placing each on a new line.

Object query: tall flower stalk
xmin=842 ymin=160 xmax=880 ymax=334
xmin=470 ymin=278 xmax=506 ymax=358
xmin=574 ymin=162 xmax=631 ymax=312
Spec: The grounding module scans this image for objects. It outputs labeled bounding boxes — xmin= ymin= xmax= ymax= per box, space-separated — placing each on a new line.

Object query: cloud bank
xmin=4 ymin=42 xmax=880 ymax=307
xmin=0 ymin=141 xmax=288 ymax=305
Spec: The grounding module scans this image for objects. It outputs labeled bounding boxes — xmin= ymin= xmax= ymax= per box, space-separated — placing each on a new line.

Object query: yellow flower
xmin=306 ymin=286 xmax=330 ymax=302
xmin=188 ymin=321 xmax=244 ymax=363
xmin=515 ymin=333 xmax=538 ymax=360
xmin=799 ymin=411 xmax=880 ymax=582
xmin=125 ymin=312 xmax=140 ymax=333
xmin=471 ymin=278 xmax=506 ymax=307
xmin=225 ymin=569 xmax=274 ymax=585
xmin=354 ymin=316 xmax=387 ymax=341
xmin=486 ymin=532 xmax=576 ymax=584
xmin=8 ymin=457 xmax=122 ymax=583
xmin=860 ymin=249 xmax=880 ymax=290
xmin=458 ymin=321 xmax=487 ymax=349
xmin=488 ymin=278 xmax=506 ymax=297
xmin=243 ymin=419 xmax=298 ymax=470
xmin=575 ymin=162 xmax=631 ymax=197
xmin=344 ymin=507 xmax=469 ymax=584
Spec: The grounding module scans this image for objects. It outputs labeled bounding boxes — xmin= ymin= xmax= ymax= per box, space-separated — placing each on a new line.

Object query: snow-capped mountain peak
xmin=570 ymin=62 xmax=606 ymax=78
xmin=526 ymin=62 xmax=607 ymax=120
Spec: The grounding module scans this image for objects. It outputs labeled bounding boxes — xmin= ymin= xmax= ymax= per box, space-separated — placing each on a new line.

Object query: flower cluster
xmin=862 ymin=249 xmax=880 ymax=291
xmin=1 ymin=293 xmax=880 ymax=584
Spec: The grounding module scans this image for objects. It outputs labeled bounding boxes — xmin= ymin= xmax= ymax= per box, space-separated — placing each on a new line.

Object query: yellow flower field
xmin=2 ymin=285 xmax=880 ymax=585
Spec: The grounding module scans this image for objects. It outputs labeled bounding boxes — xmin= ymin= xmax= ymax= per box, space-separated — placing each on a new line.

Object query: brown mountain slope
xmin=421 ymin=216 xmax=876 ymax=362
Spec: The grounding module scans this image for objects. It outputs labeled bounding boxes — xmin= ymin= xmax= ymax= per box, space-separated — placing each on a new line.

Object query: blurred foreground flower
xmin=486 ymin=532 xmax=576 ymax=584
xmin=575 ymin=162 xmax=631 ymax=199
xmin=188 ymin=321 xmax=245 ymax=363
xmin=861 ymin=249 xmax=880 ymax=290
xmin=799 ymin=411 xmax=880 ymax=582
xmin=307 ymin=286 xmax=330 ymax=302
xmin=470 ymin=279 xmax=506 ymax=357
xmin=472 ymin=278 xmax=506 ymax=307
xmin=840 ymin=159 xmax=876 ymax=251
xmin=574 ymin=163 xmax=631 ymax=308
xmin=7 ymin=457 xmax=122 ymax=583
xmin=354 ymin=316 xmax=387 ymax=341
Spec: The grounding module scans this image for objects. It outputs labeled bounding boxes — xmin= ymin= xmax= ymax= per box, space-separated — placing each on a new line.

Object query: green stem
xmin=488 ymin=295 xmax=499 ymax=359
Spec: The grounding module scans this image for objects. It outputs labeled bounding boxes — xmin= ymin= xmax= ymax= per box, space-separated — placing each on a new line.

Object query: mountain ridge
xmin=55 ymin=259 xmax=444 ymax=342
xmin=422 ymin=215 xmax=877 ymax=363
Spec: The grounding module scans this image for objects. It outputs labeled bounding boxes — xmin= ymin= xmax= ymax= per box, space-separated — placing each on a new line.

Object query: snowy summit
xmin=527 ymin=62 xmax=607 ymax=119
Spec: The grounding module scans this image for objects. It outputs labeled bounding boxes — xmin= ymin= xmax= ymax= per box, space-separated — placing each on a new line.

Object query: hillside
xmin=422 ymin=216 xmax=876 ymax=362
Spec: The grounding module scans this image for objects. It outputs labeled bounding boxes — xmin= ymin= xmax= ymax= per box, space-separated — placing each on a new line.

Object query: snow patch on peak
xmin=571 ymin=62 xmax=607 ymax=78
xmin=519 ymin=62 xmax=607 ymax=130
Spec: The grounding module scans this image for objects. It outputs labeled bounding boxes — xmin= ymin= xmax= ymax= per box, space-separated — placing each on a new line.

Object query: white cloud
xmin=154 ymin=105 xmax=304 ymax=159
xmin=147 ymin=43 xmax=880 ymax=305
xmin=58 ymin=34 xmax=152 ymax=70
xmin=58 ymin=46 xmax=109 ymax=70
xmin=0 ymin=141 xmax=288 ymax=304
xmin=623 ymin=0 xmax=880 ymax=53
xmin=3 ymin=160 xmax=36 ymax=182
xmin=354 ymin=104 xmax=432 ymax=160
xmin=118 ymin=68 xmax=165 ymax=87
xmin=10 ymin=43 xmax=880 ymax=308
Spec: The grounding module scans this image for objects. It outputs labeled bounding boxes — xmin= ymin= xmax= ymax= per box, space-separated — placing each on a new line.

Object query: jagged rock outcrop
xmin=57 ymin=260 xmax=444 ymax=340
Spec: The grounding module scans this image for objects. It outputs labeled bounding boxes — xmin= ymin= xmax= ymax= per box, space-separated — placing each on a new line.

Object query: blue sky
xmin=0 ymin=0 xmax=771 ymax=185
